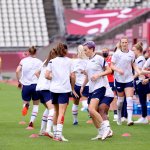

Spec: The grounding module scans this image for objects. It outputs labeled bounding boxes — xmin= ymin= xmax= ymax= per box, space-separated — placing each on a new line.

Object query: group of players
xmin=16 ymin=37 xmax=150 ymax=142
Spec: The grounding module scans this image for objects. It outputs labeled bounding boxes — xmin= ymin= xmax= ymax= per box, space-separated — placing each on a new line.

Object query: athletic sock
xmin=72 ymin=104 xmax=78 ymax=123
xmin=56 ymin=124 xmax=63 ymax=138
xmin=46 ymin=108 xmax=54 ymax=133
xmin=40 ymin=109 xmax=49 ymax=132
xmin=53 ymin=125 xmax=57 ymax=137
xmin=117 ymin=97 xmax=124 ymax=121
xmin=30 ymin=105 xmax=39 ymax=123
xmin=126 ymin=97 xmax=133 ymax=122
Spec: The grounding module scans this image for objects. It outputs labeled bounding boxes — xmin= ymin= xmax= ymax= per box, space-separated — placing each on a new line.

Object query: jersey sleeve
xmin=46 ymin=60 xmax=52 ymax=71
xmin=143 ymin=58 xmax=150 ymax=69
xmin=137 ymin=59 xmax=145 ymax=69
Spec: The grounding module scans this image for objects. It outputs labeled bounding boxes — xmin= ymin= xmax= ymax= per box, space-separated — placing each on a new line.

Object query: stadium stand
xmin=0 ymin=0 xmax=49 ymax=48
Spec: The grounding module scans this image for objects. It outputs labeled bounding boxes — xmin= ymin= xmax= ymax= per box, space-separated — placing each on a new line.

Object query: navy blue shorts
xmin=109 ymin=82 xmax=116 ymax=92
xmin=99 ymin=96 xmax=113 ymax=107
xmin=22 ymin=84 xmax=39 ymax=101
xmin=88 ymin=87 xmax=106 ymax=104
xmin=51 ymin=92 xmax=70 ymax=104
xmin=115 ymin=80 xmax=134 ymax=93
xmin=37 ymin=90 xmax=52 ymax=104
xmin=72 ymin=85 xmax=89 ymax=98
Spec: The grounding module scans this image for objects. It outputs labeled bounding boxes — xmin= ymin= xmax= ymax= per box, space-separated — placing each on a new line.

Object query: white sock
xmin=127 ymin=97 xmax=133 ymax=122
xmin=56 ymin=124 xmax=63 ymax=138
xmin=82 ymin=100 xmax=88 ymax=109
xmin=117 ymin=97 xmax=124 ymax=120
xmin=30 ymin=105 xmax=39 ymax=123
xmin=72 ymin=104 xmax=78 ymax=123
xmin=40 ymin=109 xmax=49 ymax=131
xmin=46 ymin=108 xmax=54 ymax=133
xmin=53 ymin=125 xmax=57 ymax=137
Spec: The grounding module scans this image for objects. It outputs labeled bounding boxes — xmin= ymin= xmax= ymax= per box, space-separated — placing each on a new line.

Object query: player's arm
xmin=70 ymin=72 xmax=79 ymax=98
xmin=16 ymin=64 xmax=22 ymax=88
xmin=45 ymin=70 xmax=52 ymax=80
xmin=80 ymin=74 xmax=88 ymax=96
xmin=111 ymin=62 xmax=124 ymax=75
xmin=132 ymin=63 xmax=141 ymax=76
xmin=35 ymin=70 xmax=41 ymax=78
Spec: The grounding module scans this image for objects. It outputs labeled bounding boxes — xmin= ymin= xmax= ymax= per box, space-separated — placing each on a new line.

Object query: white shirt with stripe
xmin=86 ymin=54 xmax=108 ymax=93
xmin=112 ymin=50 xmax=135 ymax=83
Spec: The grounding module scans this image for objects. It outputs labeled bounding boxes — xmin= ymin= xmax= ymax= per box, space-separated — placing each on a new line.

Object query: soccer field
xmin=0 ymin=83 xmax=150 ymax=150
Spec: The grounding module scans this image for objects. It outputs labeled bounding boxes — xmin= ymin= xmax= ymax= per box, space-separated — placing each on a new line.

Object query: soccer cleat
xmin=134 ymin=117 xmax=148 ymax=124
xmin=117 ymin=118 xmax=122 ymax=125
xmin=80 ymin=107 xmax=88 ymax=112
xmin=53 ymin=135 xmax=68 ymax=142
xmin=91 ymin=134 xmax=102 ymax=140
xmin=26 ymin=122 xmax=34 ymax=130
xmin=101 ymin=128 xmax=111 ymax=140
xmin=61 ymin=135 xmax=69 ymax=142
xmin=44 ymin=132 xmax=53 ymax=138
xmin=107 ymin=129 xmax=113 ymax=138
xmin=121 ymin=117 xmax=128 ymax=123
xmin=22 ymin=103 xmax=29 ymax=116
xmin=127 ymin=121 xmax=134 ymax=126
xmin=113 ymin=114 xmax=118 ymax=122
xmin=73 ymin=121 xmax=78 ymax=125
xmin=39 ymin=130 xmax=45 ymax=136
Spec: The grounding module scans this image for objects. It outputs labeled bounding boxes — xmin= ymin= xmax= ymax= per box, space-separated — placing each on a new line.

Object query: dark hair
xmin=28 ymin=46 xmax=37 ymax=55
xmin=56 ymin=43 xmax=68 ymax=57
xmin=134 ymin=41 xmax=143 ymax=52
xmin=44 ymin=48 xmax=58 ymax=66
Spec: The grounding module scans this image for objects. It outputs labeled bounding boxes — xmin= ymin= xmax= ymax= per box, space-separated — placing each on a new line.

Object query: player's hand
xmin=17 ymin=81 xmax=22 ymax=89
xmin=118 ymin=69 xmax=124 ymax=75
xmin=142 ymin=79 xmax=149 ymax=85
xmin=91 ymin=74 xmax=100 ymax=81
xmin=72 ymin=90 xmax=79 ymax=98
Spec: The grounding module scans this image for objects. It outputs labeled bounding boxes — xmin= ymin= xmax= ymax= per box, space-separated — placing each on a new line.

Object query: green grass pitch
xmin=0 ymin=83 xmax=150 ymax=150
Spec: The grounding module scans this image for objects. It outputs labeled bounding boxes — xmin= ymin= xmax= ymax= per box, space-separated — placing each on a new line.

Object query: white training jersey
xmin=72 ymin=58 xmax=89 ymax=86
xmin=46 ymin=57 xmax=73 ymax=93
xmin=143 ymin=58 xmax=150 ymax=70
xmin=19 ymin=56 xmax=42 ymax=85
xmin=104 ymin=76 xmax=114 ymax=98
xmin=36 ymin=63 xmax=51 ymax=91
xmin=135 ymin=55 xmax=146 ymax=69
xmin=86 ymin=54 xmax=108 ymax=93
xmin=111 ymin=50 xmax=135 ymax=83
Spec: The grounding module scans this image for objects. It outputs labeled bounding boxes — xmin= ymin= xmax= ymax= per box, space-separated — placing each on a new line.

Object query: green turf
xmin=0 ymin=83 xmax=150 ymax=150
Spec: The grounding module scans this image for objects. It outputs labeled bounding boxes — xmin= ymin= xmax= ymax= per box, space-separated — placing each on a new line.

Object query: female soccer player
xmin=35 ymin=48 xmax=58 ymax=136
xmin=111 ymin=37 xmax=140 ymax=126
xmin=81 ymin=41 xmax=112 ymax=140
xmin=91 ymin=76 xmax=114 ymax=140
xmin=133 ymin=42 xmax=149 ymax=124
xmin=71 ymin=45 xmax=89 ymax=125
xmin=16 ymin=46 xmax=42 ymax=129
xmin=45 ymin=43 xmax=76 ymax=142
xmin=102 ymin=48 xmax=117 ymax=121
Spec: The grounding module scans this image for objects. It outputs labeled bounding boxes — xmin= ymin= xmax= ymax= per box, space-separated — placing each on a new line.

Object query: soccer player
xmin=81 ymin=41 xmax=112 ymax=140
xmin=45 ymin=43 xmax=76 ymax=142
xmin=71 ymin=45 xmax=89 ymax=125
xmin=16 ymin=46 xmax=42 ymax=129
xmin=35 ymin=48 xmax=58 ymax=136
xmin=133 ymin=42 xmax=149 ymax=124
xmin=111 ymin=37 xmax=140 ymax=126
xmin=102 ymin=48 xmax=117 ymax=121
xmin=91 ymin=76 xmax=114 ymax=140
